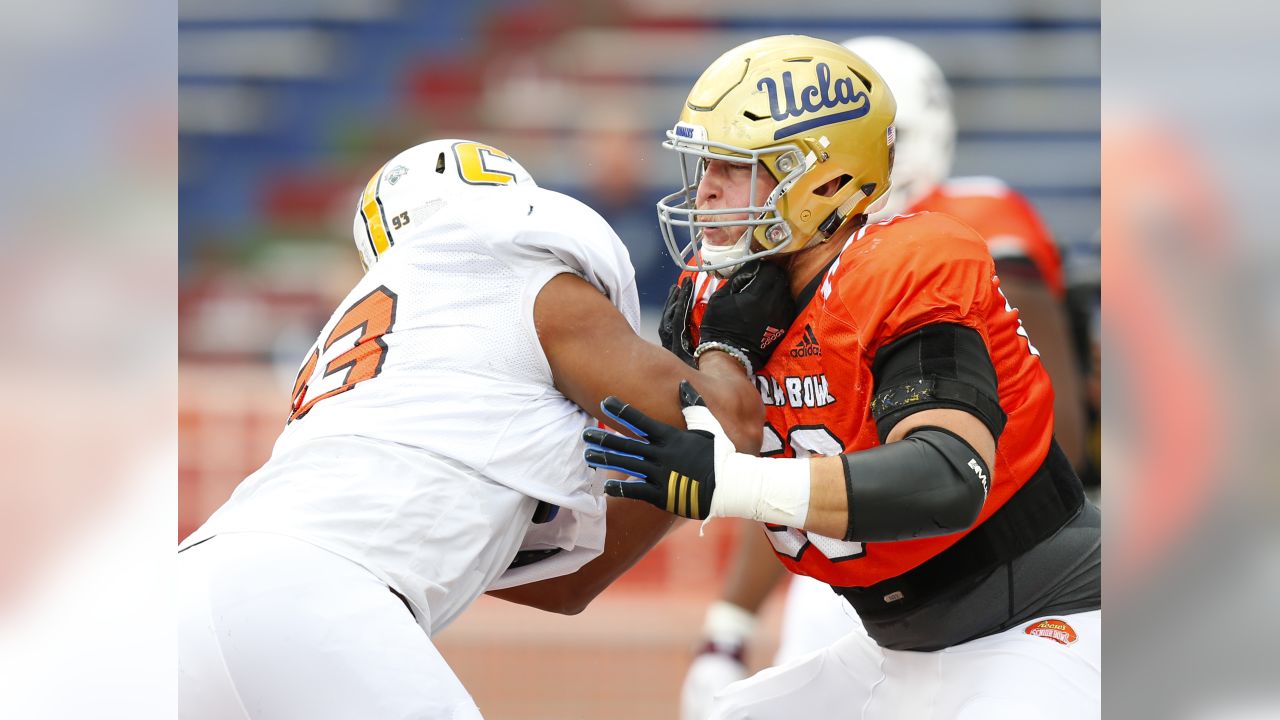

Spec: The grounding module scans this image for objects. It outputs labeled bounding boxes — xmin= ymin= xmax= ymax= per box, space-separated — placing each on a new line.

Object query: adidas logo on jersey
xmin=789 ymin=324 xmax=822 ymax=358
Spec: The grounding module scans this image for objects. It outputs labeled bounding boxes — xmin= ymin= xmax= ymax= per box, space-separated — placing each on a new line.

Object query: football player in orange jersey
xmin=585 ymin=36 xmax=1100 ymax=719
xmin=673 ymin=37 xmax=1093 ymax=719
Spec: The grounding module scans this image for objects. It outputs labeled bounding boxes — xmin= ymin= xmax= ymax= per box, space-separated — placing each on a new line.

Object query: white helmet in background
xmin=351 ymin=138 xmax=536 ymax=270
xmin=842 ymin=36 xmax=955 ymax=220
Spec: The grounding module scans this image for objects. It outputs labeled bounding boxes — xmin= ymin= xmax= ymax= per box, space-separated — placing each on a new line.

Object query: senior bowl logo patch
xmin=1024 ymin=619 xmax=1078 ymax=645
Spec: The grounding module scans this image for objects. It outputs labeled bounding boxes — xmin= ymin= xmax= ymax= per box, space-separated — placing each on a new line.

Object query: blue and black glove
xmin=586 ymin=381 xmax=814 ymax=529
xmin=583 ymin=381 xmax=725 ymax=520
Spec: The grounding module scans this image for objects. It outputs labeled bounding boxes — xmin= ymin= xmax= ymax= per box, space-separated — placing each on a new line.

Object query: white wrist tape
xmin=710 ymin=453 xmax=811 ymax=528
xmin=703 ymin=601 xmax=758 ymax=644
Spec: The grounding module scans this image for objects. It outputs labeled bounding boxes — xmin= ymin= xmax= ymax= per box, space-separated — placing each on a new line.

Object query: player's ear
xmin=813 ymin=175 xmax=846 ymax=198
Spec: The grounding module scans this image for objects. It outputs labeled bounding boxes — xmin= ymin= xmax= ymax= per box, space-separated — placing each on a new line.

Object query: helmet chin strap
xmin=699 ymin=230 xmax=755 ymax=277
xmin=698 ymin=181 xmax=878 ymax=276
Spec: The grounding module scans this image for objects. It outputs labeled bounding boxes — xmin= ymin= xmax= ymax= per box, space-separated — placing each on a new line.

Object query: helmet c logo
xmin=452 ymin=141 xmax=519 ymax=186
xmin=359 ymin=165 xmax=394 ymax=258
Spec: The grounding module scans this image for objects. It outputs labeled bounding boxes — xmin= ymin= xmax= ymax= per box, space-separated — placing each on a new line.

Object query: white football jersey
xmin=182 ymin=185 xmax=638 ymax=631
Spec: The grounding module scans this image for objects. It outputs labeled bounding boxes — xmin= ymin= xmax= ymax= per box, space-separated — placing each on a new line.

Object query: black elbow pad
xmin=841 ymin=426 xmax=990 ymax=542
xmin=870 ymin=323 xmax=1006 ymax=443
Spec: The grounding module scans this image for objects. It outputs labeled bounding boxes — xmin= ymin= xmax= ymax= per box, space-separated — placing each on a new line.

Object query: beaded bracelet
xmin=693 ymin=341 xmax=754 ymax=377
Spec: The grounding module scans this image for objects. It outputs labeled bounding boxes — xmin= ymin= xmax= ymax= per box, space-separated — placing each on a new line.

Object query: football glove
xmin=680 ymin=600 xmax=758 ymax=720
xmin=697 ymin=260 xmax=796 ymax=374
xmin=584 ymin=381 xmax=728 ymax=520
xmin=681 ymin=649 xmax=747 ymax=720
xmin=585 ymin=381 xmax=813 ymax=527
xmin=659 ymin=278 xmax=697 ymax=367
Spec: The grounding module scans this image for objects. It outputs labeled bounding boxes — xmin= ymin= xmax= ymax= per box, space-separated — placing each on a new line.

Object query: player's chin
xmin=702 ymin=226 xmax=747 ymax=249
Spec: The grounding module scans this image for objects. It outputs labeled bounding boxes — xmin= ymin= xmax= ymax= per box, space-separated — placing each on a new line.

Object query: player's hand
xmin=583 ymin=381 xmax=730 ymax=520
xmin=698 ymin=260 xmax=795 ymax=373
xmin=680 ymin=600 xmax=757 ymax=720
xmin=659 ymin=278 xmax=697 ymax=367
xmin=681 ymin=646 xmax=747 ymax=720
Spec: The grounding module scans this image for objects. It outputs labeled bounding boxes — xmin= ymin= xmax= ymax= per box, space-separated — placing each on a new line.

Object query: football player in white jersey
xmin=177 ymin=138 xmax=796 ymax=719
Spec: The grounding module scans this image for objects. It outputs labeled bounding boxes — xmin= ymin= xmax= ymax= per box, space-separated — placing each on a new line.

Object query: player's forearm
xmin=802 ymin=456 xmax=853 ymax=538
xmin=690 ymin=351 xmax=765 ymax=453
xmin=708 ymin=454 xmax=845 ymax=539
xmin=717 ymin=429 xmax=991 ymax=541
xmin=591 ymin=397 xmax=997 ymax=541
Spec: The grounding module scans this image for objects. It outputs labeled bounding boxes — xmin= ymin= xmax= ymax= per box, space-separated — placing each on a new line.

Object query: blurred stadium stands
xmin=179 ymin=1 xmax=1097 ymax=716
xmin=179 ymin=0 xmax=1098 ymax=357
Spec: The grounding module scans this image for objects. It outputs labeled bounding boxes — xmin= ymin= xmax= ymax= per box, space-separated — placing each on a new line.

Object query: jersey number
xmin=759 ymin=424 xmax=866 ymax=563
xmin=289 ymin=285 xmax=399 ymax=422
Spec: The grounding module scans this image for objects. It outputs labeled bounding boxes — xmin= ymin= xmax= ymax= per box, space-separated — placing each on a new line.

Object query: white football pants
xmin=178 ymin=532 xmax=483 ymax=720
xmin=713 ymin=604 xmax=1100 ymax=720
xmin=774 ymin=574 xmax=865 ymax=666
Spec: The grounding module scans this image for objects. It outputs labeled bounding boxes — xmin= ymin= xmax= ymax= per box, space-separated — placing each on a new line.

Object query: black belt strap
xmin=507 ymin=547 xmax=562 ymax=569
xmin=177 ymin=535 xmax=214 ymax=554
xmin=832 ymin=438 xmax=1084 ymax=617
xmin=506 ymin=500 xmax=566 ymax=569
xmin=532 ymin=500 xmax=559 ymax=524
xmin=389 ymin=585 xmax=415 ymax=617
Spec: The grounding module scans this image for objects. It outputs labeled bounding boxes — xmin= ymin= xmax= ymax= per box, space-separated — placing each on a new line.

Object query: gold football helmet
xmin=656 ymin=35 xmax=897 ymax=274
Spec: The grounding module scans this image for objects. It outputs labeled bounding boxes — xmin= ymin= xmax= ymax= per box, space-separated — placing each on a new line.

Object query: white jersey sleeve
xmin=495 ymin=187 xmax=641 ymax=334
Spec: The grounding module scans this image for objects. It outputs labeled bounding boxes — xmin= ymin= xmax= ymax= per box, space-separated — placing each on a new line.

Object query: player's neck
xmin=782 ymin=222 xmax=859 ymax=299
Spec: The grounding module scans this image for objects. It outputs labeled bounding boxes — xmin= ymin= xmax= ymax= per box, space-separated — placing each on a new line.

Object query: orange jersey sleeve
xmin=912 ymin=177 xmax=1065 ymax=298
xmin=822 ymin=211 xmax=998 ymax=347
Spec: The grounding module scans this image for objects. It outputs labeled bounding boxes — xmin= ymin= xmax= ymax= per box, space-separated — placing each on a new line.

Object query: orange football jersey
xmin=911 ymin=177 xmax=1065 ymax=298
xmin=681 ymin=211 xmax=1054 ymax=587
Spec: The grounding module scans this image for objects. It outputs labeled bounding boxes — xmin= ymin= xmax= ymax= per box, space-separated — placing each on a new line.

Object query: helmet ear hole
xmin=435 ymin=153 xmax=446 ymax=173
xmin=847 ymin=66 xmax=873 ymax=91
xmin=814 ymin=174 xmax=852 ymax=198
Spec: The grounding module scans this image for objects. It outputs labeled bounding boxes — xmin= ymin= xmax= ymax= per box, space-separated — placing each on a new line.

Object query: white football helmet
xmin=351 ymin=138 xmax=536 ymax=270
xmin=842 ymin=37 xmax=955 ymax=220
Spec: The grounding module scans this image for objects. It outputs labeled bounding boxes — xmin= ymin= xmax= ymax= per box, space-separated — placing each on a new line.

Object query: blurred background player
xmin=176 ymin=138 xmax=789 ymax=719
xmin=593 ymin=34 xmax=1099 ymax=718
xmin=677 ymin=37 xmax=1093 ymax=718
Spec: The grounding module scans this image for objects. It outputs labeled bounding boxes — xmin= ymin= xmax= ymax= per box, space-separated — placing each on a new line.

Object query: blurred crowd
xmin=179 ymin=0 xmax=1100 ymax=365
